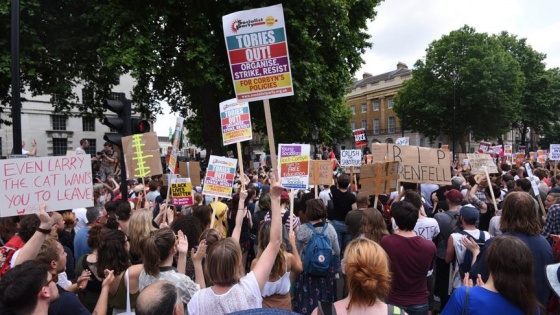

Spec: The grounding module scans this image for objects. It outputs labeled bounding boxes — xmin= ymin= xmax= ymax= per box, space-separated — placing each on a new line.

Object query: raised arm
xmin=232 ymin=189 xmax=248 ymax=243
xmin=14 ymin=203 xmax=54 ymax=266
xmin=252 ymin=171 xmax=282 ymax=291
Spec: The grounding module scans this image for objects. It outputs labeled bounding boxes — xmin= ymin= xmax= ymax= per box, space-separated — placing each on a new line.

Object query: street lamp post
xmin=450 ymin=71 xmax=459 ymax=162
xmin=311 ymin=124 xmax=319 ymax=160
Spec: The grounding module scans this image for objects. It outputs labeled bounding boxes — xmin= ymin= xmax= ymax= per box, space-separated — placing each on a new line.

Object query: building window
xmin=361 ymin=120 xmax=367 ymax=129
xmin=373 ymin=100 xmax=380 ymax=111
xmin=82 ymin=117 xmax=95 ymax=132
xmin=361 ymin=103 xmax=367 ymax=113
xmin=351 ymin=121 xmax=356 ymax=130
xmin=84 ymin=139 xmax=96 ymax=155
xmin=52 ymin=115 xmax=67 ymax=131
xmin=82 ymin=88 xmax=94 ymax=106
xmin=110 ymin=92 xmax=125 ymax=101
xmin=388 ymin=116 xmax=395 ymax=133
xmin=388 ymin=97 xmax=394 ymax=109
xmin=351 ymin=106 xmax=356 ymax=115
xmin=52 ymin=138 xmax=68 ymax=156
xmin=373 ymin=119 xmax=380 ymax=135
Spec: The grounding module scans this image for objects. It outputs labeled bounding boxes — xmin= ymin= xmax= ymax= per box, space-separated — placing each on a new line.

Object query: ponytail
xmin=142 ymin=227 xmax=176 ymax=276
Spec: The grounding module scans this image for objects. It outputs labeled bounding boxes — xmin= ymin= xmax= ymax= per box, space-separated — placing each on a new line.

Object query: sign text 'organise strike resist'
xmin=0 ymin=156 xmax=94 ymax=217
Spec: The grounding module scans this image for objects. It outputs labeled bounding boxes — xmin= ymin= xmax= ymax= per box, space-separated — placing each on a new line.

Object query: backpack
xmin=303 ymin=222 xmax=332 ymax=276
xmin=0 ymin=235 xmax=25 ymax=279
xmin=458 ymin=230 xmax=486 ymax=275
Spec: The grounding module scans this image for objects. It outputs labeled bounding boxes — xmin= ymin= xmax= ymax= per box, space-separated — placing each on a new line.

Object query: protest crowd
xmin=2 ymin=137 xmax=560 ymax=315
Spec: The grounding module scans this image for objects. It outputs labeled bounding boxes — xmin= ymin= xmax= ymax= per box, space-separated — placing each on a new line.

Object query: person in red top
xmin=380 ymin=200 xmax=436 ymax=315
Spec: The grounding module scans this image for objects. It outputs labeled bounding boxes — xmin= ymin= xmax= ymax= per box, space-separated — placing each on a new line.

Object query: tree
xmin=394 ymin=25 xmax=524 ymax=153
xmin=2 ymin=0 xmax=382 ymax=156
xmin=538 ymin=68 xmax=560 ymax=149
xmin=496 ymin=32 xmax=560 ymax=147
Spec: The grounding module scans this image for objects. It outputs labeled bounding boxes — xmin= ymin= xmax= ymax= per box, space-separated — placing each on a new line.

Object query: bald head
xmin=136 ymin=281 xmax=182 ymax=315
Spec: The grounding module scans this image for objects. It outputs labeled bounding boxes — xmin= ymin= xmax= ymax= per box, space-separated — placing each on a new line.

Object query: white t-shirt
xmin=187 ymin=271 xmax=262 ymax=315
xmin=318 ymin=189 xmax=331 ymax=207
xmin=451 ymin=229 xmax=491 ymax=288
xmin=414 ymin=217 xmax=440 ymax=241
xmin=75 ymin=147 xmax=86 ymax=155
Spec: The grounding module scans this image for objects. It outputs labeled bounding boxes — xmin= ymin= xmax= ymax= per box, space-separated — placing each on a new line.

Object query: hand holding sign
xmin=269 ymin=170 xmax=284 ymax=199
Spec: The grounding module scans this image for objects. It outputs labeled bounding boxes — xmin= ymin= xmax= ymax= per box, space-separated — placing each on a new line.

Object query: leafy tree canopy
xmin=394 ymin=25 xmax=525 ymax=152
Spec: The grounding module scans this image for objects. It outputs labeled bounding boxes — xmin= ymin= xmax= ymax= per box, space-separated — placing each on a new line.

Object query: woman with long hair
xmin=75 ymin=225 xmax=105 ymax=311
xmin=311 ymin=238 xmax=402 ymax=315
xmin=187 ymin=173 xmax=283 ymax=315
xmin=97 ymin=228 xmax=143 ymax=313
xmin=227 ymin=193 xmax=253 ymax=269
xmin=468 ymin=191 xmax=552 ymax=310
xmin=251 ymin=221 xmax=303 ymax=310
xmin=127 ymin=209 xmax=157 ymax=264
xmin=139 ymin=227 xmax=207 ymax=308
xmin=443 ymin=235 xmax=539 ymax=314
xmin=359 ymin=208 xmax=389 ymax=243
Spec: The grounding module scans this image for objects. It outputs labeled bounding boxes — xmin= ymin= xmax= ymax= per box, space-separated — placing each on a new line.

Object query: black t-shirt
xmin=329 ymin=186 xmax=356 ymax=221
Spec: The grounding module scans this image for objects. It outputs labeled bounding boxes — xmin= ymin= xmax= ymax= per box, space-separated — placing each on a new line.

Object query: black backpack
xmin=458 ymin=230 xmax=486 ymax=275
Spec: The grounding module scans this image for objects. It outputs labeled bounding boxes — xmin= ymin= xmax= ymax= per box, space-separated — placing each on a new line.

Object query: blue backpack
xmin=303 ymin=222 xmax=332 ymax=276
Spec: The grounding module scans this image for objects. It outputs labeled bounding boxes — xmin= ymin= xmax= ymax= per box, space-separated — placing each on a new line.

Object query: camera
xmin=97 ymin=151 xmax=104 ymax=155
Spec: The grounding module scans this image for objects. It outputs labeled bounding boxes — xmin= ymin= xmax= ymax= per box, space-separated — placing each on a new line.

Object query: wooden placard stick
xmin=483 ymin=168 xmax=499 ymax=213
xmin=374 ymin=194 xmax=379 ymax=211
xmin=537 ymin=194 xmax=547 ymax=215
xmin=289 ymin=189 xmax=295 ymax=233
xmin=236 ymin=142 xmax=245 ymax=189
xmin=555 ymin=160 xmax=558 ymax=177
xmin=314 ymin=160 xmax=319 ymax=198
xmin=263 ymin=99 xmax=277 ymax=171
xmin=210 ymin=196 xmax=217 ymax=228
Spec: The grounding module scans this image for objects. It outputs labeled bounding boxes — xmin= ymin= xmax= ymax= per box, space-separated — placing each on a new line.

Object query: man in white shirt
xmin=75 ymin=139 xmax=89 ymax=155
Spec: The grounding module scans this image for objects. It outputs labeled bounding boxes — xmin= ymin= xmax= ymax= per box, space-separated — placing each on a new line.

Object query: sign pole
xmin=237 ymin=142 xmax=245 ymax=181
xmin=483 ymin=168 xmax=499 ymax=213
xmin=289 ymin=189 xmax=294 ymax=232
xmin=210 ymin=196 xmax=217 ymax=228
xmin=264 ymin=99 xmax=277 ymax=171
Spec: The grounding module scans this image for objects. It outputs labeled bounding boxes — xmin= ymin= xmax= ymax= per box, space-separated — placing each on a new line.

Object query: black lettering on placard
xmin=437 ymin=150 xmax=446 ymax=164
xmin=393 ymin=145 xmax=402 ymax=162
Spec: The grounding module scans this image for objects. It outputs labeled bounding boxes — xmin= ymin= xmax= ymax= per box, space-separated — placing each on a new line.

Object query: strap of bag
xmin=462 ymin=286 xmax=470 ymax=315
xmin=125 ymin=268 xmax=132 ymax=314
xmin=318 ymin=301 xmax=336 ymax=315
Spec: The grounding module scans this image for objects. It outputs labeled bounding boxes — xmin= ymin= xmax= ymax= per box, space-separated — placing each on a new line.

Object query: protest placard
xmin=519 ymin=145 xmax=527 ymax=153
xmin=308 ymin=160 xmax=333 ymax=186
xmin=537 ymin=150 xmax=547 ymax=164
xmin=466 ymin=153 xmax=498 ymax=174
xmin=478 ymin=141 xmax=491 ymax=153
xmin=122 ymin=132 xmax=163 ymax=179
xmin=550 ymin=144 xmax=560 ymax=161
xmin=171 ymin=178 xmax=193 ymax=207
xmin=504 ymin=144 xmax=513 ymax=156
xmin=202 ymin=155 xmax=237 ymax=198
xmin=179 ymin=161 xmax=201 ymax=187
xmin=515 ymin=152 xmax=526 ymax=166
xmin=352 ymin=128 xmax=367 ymax=147
xmin=219 ymin=98 xmax=253 ymax=145
xmin=168 ymin=117 xmax=184 ymax=174
xmin=371 ymin=143 xmax=451 ymax=185
xmin=396 ymin=137 xmax=409 ymax=145
xmin=525 ymin=163 xmax=541 ymax=196
xmin=360 ymin=161 xmax=400 ymax=196
xmin=278 ymin=144 xmax=310 ymax=189
xmin=365 ymin=155 xmax=373 ymax=164
xmin=0 ymin=156 xmax=94 ymax=217
xmin=340 ymin=150 xmax=362 ymax=167
xmin=222 ymin=4 xmax=293 ymax=102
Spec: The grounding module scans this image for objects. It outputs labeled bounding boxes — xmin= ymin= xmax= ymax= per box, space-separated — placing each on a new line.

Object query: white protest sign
xmin=524 ymin=163 xmax=540 ymax=196
xmin=396 ymin=137 xmax=409 ymax=145
xmin=0 ymin=156 xmax=94 ymax=217
xmin=340 ymin=150 xmax=362 ymax=167
xmin=466 ymin=153 xmax=498 ymax=174
xmin=550 ymin=144 xmax=560 ymax=161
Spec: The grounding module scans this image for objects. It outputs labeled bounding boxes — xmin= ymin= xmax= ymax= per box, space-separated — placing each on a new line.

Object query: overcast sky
xmin=359 ymin=0 xmax=560 ymax=76
xmin=155 ymin=0 xmax=560 ymax=136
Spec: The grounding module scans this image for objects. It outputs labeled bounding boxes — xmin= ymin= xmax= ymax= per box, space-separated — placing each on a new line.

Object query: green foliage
xmin=1 ymin=0 xmax=381 ymax=155
xmin=395 ymin=26 xmax=525 ymax=151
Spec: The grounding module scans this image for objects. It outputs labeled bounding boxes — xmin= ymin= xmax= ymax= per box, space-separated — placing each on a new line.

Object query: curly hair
xmin=97 ymin=229 xmax=130 ymax=278
xmin=171 ymin=216 xmax=202 ymax=251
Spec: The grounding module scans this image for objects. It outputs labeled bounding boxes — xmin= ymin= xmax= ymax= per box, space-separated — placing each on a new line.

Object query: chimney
xmin=396 ymin=62 xmax=408 ymax=70
xmin=362 ymin=72 xmax=372 ymax=79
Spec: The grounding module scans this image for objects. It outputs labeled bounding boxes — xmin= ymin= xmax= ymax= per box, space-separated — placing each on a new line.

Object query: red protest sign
xmin=353 ymin=128 xmax=367 ymax=147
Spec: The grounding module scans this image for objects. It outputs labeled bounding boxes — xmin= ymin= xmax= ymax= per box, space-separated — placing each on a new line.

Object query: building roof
xmin=352 ymin=67 xmax=411 ymax=89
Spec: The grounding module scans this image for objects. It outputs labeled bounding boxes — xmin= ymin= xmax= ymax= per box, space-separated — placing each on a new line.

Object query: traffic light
xmin=102 ymin=94 xmax=131 ymax=147
xmin=131 ymin=118 xmax=151 ymax=134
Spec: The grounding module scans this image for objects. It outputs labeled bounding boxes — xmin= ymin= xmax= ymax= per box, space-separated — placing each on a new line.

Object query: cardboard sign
xmin=278 ymin=144 xmax=310 ymax=189
xmin=202 ymin=155 xmax=237 ymax=198
xmin=219 ymin=98 xmax=253 ymax=145
xmin=550 ymin=144 xmax=560 ymax=161
xmin=122 ymin=132 xmax=163 ymax=179
xmin=537 ymin=150 xmax=547 ymax=164
xmin=171 ymin=178 xmax=193 ymax=207
xmin=478 ymin=141 xmax=491 ymax=153
xmin=222 ymin=4 xmax=294 ymax=102
xmin=466 ymin=153 xmax=499 ymax=174
xmin=352 ymin=128 xmax=367 ymax=147
xmin=162 ymin=173 xmax=180 ymax=187
xmin=340 ymin=150 xmax=362 ymax=167
xmin=179 ymin=161 xmax=201 ymax=187
xmin=168 ymin=117 xmax=184 ymax=174
xmin=504 ymin=145 xmax=513 ymax=156
xmin=371 ymin=143 xmax=451 ymax=185
xmin=515 ymin=153 xmax=526 ymax=166
xmin=360 ymin=161 xmax=400 ymax=196
xmin=0 ymin=156 xmax=94 ymax=217
xmin=396 ymin=137 xmax=409 ymax=145
xmin=308 ymin=160 xmax=333 ymax=186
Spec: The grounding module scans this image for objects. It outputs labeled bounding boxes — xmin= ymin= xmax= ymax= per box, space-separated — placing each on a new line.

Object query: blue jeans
xmin=330 ymin=220 xmax=350 ymax=255
xmin=398 ymin=303 xmax=429 ymax=315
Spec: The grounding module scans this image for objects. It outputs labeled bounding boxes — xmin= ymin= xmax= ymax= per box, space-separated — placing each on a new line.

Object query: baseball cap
xmin=460 ymin=205 xmax=479 ymax=224
xmin=444 ymin=189 xmax=463 ymax=204
xmin=452 ymin=176 xmax=464 ymax=187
